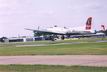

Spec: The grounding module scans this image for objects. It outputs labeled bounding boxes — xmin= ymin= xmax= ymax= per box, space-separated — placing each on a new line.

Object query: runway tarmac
xmin=0 ymin=55 xmax=107 ymax=67
xmin=16 ymin=40 xmax=107 ymax=47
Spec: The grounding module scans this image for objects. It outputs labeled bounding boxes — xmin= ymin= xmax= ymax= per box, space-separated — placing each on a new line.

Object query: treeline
xmin=104 ymin=29 xmax=107 ymax=35
xmin=100 ymin=29 xmax=107 ymax=36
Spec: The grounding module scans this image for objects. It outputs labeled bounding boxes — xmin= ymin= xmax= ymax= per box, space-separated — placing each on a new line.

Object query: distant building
xmin=0 ymin=36 xmax=35 ymax=43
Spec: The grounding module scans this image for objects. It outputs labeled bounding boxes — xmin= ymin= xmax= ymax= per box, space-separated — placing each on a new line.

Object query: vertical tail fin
xmin=86 ymin=17 xmax=92 ymax=30
xmin=101 ymin=25 xmax=106 ymax=31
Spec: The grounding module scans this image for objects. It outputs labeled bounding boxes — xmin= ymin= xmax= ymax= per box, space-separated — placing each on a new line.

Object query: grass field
xmin=0 ymin=38 xmax=107 ymax=55
xmin=0 ymin=38 xmax=107 ymax=72
xmin=0 ymin=65 xmax=107 ymax=72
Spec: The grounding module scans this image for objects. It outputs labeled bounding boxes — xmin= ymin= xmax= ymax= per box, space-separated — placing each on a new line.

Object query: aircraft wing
xmin=25 ymin=28 xmax=36 ymax=31
xmin=25 ymin=28 xmax=65 ymax=35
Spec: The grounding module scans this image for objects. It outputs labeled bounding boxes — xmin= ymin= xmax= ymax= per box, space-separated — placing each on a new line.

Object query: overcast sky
xmin=0 ymin=0 xmax=107 ymax=37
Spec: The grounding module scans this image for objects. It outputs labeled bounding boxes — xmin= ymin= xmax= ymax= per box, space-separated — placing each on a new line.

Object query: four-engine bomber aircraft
xmin=25 ymin=17 xmax=105 ymax=40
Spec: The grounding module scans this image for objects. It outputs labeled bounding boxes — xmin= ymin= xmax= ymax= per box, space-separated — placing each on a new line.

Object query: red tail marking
xmin=86 ymin=17 xmax=92 ymax=30
xmin=101 ymin=25 xmax=105 ymax=31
